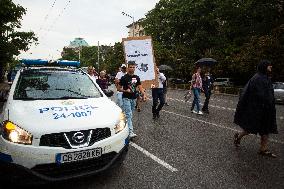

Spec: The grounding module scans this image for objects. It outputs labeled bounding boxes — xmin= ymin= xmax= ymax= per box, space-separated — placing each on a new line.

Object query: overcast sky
xmin=13 ymin=0 xmax=159 ymax=60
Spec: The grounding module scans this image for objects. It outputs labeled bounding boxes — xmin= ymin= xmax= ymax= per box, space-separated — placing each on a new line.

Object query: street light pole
xmin=97 ymin=41 xmax=100 ymax=71
xmin=132 ymin=16 xmax=135 ymax=37
xmin=78 ymin=46 xmax=81 ymax=62
xmin=122 ymin=11 xmax=135 ymax=37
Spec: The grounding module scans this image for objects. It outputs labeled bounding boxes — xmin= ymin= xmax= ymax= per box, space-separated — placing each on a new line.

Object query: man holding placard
xmin=118 ymin=62 xmax=147 ymax=138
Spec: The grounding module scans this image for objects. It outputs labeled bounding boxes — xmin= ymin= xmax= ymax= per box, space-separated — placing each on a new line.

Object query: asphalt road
xmin=38 ymin=88 xmax=284 ymax=189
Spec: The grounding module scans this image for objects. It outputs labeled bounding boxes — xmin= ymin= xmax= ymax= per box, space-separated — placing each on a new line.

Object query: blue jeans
xmin=122 ymin=98 xmax=136 ymax=134
xmin=191 ymin=88 xmax=201 ymax=112
xmin=116 ymin=92 xmax=123 ymax=109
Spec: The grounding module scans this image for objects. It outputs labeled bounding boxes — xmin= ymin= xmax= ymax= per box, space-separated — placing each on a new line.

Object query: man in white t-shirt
xmin=152 ymin=68 xmax=166 ymax=119
xmin=115 ymin=64 xmax=127 ymax=108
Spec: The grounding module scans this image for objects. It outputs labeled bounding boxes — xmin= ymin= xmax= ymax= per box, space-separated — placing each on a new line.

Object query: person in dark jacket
xmin=233 ymin=60 xmax=278 ymax=158
xmin=201 ymin=69 xmax=214 ymax=113
xmin=96 ymin=71 xmax=109 ymax=90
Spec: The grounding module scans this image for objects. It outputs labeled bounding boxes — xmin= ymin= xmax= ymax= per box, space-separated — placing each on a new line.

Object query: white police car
xmin=0 ymin=59 xmax=129 ymax=182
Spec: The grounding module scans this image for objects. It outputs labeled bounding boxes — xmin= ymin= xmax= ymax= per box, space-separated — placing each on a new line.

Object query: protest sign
xmin=122 ymin=36 xmax=158 ymax=89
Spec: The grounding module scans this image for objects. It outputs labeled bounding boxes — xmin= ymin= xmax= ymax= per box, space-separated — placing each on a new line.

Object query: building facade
xmin=68 ymin=37 xmax=89 ymax=48
xmin=61 ymin=37 xmax=89 ymax=58
xmin=126 ymin=18 xmax=145 ymax=37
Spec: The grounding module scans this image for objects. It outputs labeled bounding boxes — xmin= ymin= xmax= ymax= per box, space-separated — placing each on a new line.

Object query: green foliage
xmin=230 ymin=24 xmax=284 ymax=82
xmin=61 ymin=42 xmax=124 ymax=74
xmin=0 ymin=0 xmax=37 ymax=81
xmin=143 ymin=0 xmax=284 ymax=84
xmin=102 ymin=42 xmax=125 ymax=73
xmin=61 ymin=47 xmax=80 ymax=62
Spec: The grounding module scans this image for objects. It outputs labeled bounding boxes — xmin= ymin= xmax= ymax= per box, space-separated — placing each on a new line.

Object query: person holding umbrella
xmin=201 ymin=68 xmax=214 ymax=113
xmin=194 ymin=58 xmax=216 ymax=113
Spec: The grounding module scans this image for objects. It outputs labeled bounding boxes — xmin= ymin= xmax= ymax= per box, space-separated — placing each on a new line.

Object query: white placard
xmin=123 ymin=38 xmax=155 ymax=81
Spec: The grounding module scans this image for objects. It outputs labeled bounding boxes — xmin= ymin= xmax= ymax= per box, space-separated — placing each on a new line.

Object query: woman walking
xmin=190 ymin=66 xmax=203 ymax=115
xmin=234 ymin=60 xmax=278 ymax=158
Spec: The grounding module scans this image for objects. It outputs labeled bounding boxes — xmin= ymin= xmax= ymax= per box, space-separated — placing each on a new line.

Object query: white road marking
xmin=168 ymin=97 xmax=236 ymax=111
xmin=130 ymin=142 xmax=178 ymax=172
xmin=162 ymin=110 xmax=284 ymax=145
xmin=157 ymin=96 xmax=281 ymax=120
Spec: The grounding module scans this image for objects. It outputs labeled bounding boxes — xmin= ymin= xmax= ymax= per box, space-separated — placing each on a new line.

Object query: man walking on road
xmin=118 ymin=62 xmax=147 ymax=138
xmin=115 ymin=64 xmax=127 ymax=108
xmin=152 ymin=68 xmax=166 ymax=119
xmin=202 ymin=69 xmax=214 ymax=114
xmin=234 ymin=60 xmax=278 ymax=158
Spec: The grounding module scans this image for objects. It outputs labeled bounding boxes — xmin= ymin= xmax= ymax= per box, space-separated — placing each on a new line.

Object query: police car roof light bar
xmin=20 ymin=59 xmax=80 ymax=67
xmin=57 ymin=60 xmax=80 ymax=67
xmin=20 ymin=59 xmax=49 ymax=66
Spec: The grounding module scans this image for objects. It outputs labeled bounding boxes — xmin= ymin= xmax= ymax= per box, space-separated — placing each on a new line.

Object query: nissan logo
xmin=72 ymin=132 xmax=85 ymax=144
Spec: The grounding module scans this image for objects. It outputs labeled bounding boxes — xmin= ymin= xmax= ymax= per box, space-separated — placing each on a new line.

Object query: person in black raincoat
xmin=233 ymin=60 xmax=278 ymax=158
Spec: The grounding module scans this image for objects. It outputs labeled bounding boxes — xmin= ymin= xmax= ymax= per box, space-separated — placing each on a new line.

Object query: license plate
xmin=56 ymin=148 xmax=102 ymax=164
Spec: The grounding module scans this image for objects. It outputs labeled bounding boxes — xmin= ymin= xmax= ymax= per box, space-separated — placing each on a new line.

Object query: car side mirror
xmin=103 ymin=89 xmax=114 ymax=97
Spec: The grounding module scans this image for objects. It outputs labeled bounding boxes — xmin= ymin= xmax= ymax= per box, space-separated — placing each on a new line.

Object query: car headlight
xmin=2 ymin=121 xmax=32 ymax=145
xmin=114 ymin=112 xmax=127 ymax=134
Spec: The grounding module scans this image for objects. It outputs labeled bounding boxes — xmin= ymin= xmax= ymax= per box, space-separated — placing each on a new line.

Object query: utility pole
xmin=97 ymin=41 xmax=100 ymax=71
xmin=132 ymin=16 xmax=135 ymax=37
xmin=78 ymin=45 xmax=81 ymax=62
xmin=122 ymin=11 xmax=135 ymax=37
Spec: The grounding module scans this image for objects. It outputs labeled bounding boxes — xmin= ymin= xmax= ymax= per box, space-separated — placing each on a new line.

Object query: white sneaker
xmin=197 ymin=111 xmax=203 ymax=115
xmin=129 ymin=132 xmax=137 ymax=138
xmin=191 ymin=110 xmax=197 ymax=114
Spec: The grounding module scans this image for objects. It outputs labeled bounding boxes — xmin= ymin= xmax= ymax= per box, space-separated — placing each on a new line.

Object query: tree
xmin=60 ymin=42 xmax=125 ymax=74
xmin=229 ymin=24 xmax=284 ymax=83
xmin=103 ymin=42 xmax=125 ymax=74
xmin=143 ymin=0 xmax=284 ymax=83
xmin=61 ymin=47 xmax=80 ymax=62
xmin=0 ymin=0 xmax=37 ymax=81
xmin=143 ymin=0 xmax=220 ymax=78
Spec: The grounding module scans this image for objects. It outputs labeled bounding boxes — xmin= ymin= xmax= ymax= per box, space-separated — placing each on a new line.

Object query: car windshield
xmin=80 ymin=67 xmax=88 ymax=73
xmin=274 ymin=83 xmax=284 ymax=90
xmin=13 ymin=69 xmax=102 ymax=100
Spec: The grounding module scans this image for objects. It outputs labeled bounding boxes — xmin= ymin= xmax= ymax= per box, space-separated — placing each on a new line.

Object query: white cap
xmin=121 ymin=64 xmax=126 ymax=68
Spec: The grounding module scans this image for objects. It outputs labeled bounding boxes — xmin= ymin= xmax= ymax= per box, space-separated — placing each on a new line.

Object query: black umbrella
xmin=159 ymin=64 xmax=173 ymax=71
xmin=195 ymin=58 xmax=217 ymax=66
